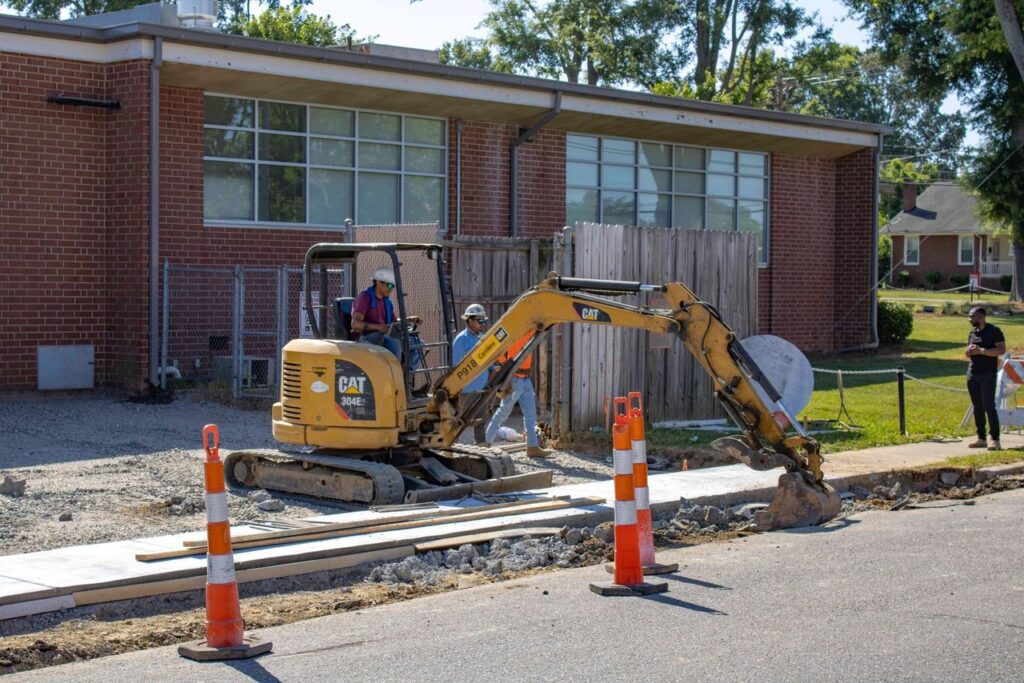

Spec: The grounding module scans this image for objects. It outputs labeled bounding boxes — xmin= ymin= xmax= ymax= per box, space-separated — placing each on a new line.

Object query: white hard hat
xmin=461 ymin=303 xmax=487 ymax=320
xmin=372 ymin=267 xmax=396 ymax=286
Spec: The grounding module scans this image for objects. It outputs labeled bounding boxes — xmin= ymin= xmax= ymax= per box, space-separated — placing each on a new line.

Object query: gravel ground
xmin=0 ymin=392 xmax=622 ymax=555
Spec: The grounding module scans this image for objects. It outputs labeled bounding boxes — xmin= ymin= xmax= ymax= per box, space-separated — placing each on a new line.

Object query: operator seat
xmin=334 ymin=297 xmax=355 ymax=340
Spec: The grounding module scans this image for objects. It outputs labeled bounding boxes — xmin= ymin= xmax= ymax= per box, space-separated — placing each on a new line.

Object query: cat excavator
xmin=224 ymin=242 xmax=840 ymax=530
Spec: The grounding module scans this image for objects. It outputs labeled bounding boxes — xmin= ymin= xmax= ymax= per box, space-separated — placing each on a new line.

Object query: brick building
xmin=883 ymin=183 xmax=1011 ymax=290
xmin=0 ymin=6 xmax=888 ymax=393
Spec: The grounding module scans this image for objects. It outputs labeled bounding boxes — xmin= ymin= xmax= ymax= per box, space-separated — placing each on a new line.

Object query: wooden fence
xmin=569 ymin=223 xmax=757 ymax=429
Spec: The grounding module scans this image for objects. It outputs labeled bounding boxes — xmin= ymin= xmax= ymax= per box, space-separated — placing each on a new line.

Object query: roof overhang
xmin=0 ymin=16 xmax=891 ymax=158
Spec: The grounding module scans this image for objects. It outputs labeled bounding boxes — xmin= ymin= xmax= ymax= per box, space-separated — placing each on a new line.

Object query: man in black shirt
xmin=965 ymin=306 xmax=1006 ymax=450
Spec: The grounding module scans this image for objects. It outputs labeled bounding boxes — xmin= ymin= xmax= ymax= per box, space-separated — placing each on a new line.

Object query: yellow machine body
xmin=273 ymin=337 xmax=408 ymax=450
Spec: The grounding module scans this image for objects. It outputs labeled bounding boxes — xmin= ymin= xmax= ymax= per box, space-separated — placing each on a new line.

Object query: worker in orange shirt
xmin=485 ymin=332 xmax=552 ymax=457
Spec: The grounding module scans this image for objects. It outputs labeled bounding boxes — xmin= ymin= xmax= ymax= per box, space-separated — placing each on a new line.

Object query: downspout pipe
xmin=509 ymin=91 xmax=561 ymax=236
xmin=838 ymin=132 xmax=883 ymax=353
xmin=455 ymin=119 xmax=463 ymax=237
xmin=148 ymin=36 xmax=162 ymax=388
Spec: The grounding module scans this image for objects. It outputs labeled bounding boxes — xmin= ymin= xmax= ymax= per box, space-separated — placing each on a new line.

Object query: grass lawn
xmin=879 ymin=288 xmax=1009 ymax=307
xmin=641 ymin=310 xmax=1024 ymax=456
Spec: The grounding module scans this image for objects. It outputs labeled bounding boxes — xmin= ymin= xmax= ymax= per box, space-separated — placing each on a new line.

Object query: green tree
xmin=440 ymin=0 xmax=678 ymax=87
xmin=1 ymin=0 xmax=144 ymax=20
xmin=845 ymin=0 xmax=1024 ymax=299
xmin=879 ymin=158 xmax=940 ymax=221
xmin=228 ymin=4 xmax=357 ymax=46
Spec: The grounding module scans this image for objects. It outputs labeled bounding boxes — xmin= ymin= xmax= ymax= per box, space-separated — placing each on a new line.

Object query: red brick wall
xmin=0 ymin=52 xmax=116 ymax=390
xmin=758 ymin=154 xmax=838 ymax=350
xmin=889 ymin=234 xmax=973 ymax=287
xmin=447 ymin=120 xmax=565 ymax=239
xmin=832 ymin=148 xmax=875 ymax=348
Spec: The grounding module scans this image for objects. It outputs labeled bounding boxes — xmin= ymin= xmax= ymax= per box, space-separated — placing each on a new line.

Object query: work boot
xmin=988 ymin=439 xmax=1002 ymax=451
xmin=526 ymin=445 xmax=553 ymax=458
xmin=968 ymin=438 xmax=987 ymax=448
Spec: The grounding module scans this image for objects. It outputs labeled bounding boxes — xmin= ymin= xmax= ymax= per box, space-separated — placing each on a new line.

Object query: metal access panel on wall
xmin=37 ymin=345 xmax=95 ymax=390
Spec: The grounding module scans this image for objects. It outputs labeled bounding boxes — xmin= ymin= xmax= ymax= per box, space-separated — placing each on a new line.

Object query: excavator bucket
xmin=751 ymin=473 xmax=842 ymax=531
xmin=712 ymin=436 xmax=841 ymax=530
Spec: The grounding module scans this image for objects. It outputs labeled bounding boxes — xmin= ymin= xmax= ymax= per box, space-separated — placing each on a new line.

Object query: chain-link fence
xmin=161 ymin=262 xmax=347 ymax=399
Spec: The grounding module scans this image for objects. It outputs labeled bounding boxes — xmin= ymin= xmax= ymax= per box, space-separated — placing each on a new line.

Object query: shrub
xmin=878 ymin=300 xmax=914 ymax=345
xmin=925 ymin=271 xmax=942 ymax=287
xmin=949 ymin=274 xmax=969 ymax=288
xmin=1000 ymin=274 xmax=1013 ymax=292
xmin=896 ymin=270 xmax=912 ymax=288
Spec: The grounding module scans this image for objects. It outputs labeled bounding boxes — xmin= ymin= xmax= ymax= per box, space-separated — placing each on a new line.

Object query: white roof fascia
xmin=0 ymin=33 xmax=151 ymax=62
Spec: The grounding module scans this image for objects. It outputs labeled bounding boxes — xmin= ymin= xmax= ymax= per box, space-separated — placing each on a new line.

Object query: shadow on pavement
xmin=640 ymin=593 xmax=726 ymax=615
xmin=226 ymin=657 xmax=282 ymax=682
xmin=661 ymin=574 xmax=731 ymax=590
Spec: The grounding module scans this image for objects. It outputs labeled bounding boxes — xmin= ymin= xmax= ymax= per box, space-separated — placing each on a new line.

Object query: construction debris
xmin=0 ymin=475 xmax=26 ymax=498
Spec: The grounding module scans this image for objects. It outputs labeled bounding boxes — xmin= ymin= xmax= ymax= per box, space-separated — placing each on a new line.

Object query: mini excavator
xmin=224 ymin=242 xmax=840 ymax=529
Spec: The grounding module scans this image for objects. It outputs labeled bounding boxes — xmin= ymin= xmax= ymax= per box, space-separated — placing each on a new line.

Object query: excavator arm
xmin=426 ymin=276 xmax=839 ymax=528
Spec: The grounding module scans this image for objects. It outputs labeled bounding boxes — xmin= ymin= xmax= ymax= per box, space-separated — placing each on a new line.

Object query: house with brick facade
xmin=0 ymin=5 xmax=888 ymax=394
xmin=883 ymin=183 xmax=1011 ymax=289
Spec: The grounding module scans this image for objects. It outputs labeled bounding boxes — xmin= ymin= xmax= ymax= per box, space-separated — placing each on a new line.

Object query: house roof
xmin=882 ymin=183 xmax=998 ymax=236
xmin=0 ymin=13 xmax=891 ymax=159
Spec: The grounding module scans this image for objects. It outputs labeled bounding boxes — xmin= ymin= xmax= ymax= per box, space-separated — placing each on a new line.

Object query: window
xmin=959 ymin=235 xmax=974 ymax=266
xmin=204 ymin=95 xmax=446 ymax=227
xmin=905 ymin=235 xmax=920 ymax=266
xmin=565 ymin=135 xmax=769 ymax=264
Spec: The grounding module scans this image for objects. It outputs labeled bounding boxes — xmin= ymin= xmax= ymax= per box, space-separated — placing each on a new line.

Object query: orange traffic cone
xmin=627 ymin=392 xmax=677 ymax=575
xmin=179 ymin=425 xmax=272 ymax=661
xmin=590 ymin=411 xmax=668 ymax=597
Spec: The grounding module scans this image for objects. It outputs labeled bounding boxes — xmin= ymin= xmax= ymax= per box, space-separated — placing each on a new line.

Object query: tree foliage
xmin=845 ymin=0 xmax=1024 ymax=298
xmin=228 ymin=4 xmax=357 ymax=47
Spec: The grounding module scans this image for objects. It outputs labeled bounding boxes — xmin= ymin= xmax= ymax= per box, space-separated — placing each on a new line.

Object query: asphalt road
xmin=13 ymin=489 xmax=1024 ymax=682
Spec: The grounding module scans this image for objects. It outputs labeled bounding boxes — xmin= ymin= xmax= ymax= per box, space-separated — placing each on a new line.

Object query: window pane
xmin=637 ymin=168 xmax=671 ymax=192
xmin=406 ymin=147 xmax=444 ymax=174
xmin=707 ymin=174 xmax=734 ymax=196
xmin=259 ymin=101 xmax=305 ymax=132
xmin=358 ymin=142 xmax=401 ymax=170
xmin=960 ymin=236 xmax=973 ymax=263
xmin=567 ymin=134 xmax=599 ymax=161
xmin=672 ymin=196 xmax=703 ymax=229
xmin=567 ymin=162 xmax=598 ymax=186
xmin=359 ymin=112 xmax=401 ymax=141
xmin=602 ymin=165 xmax=634 ymax=188
xmin=639 ymin=142 xmax=671 ymax=167
xmin=258 ymin=133 xmax=305 ymax=163
xmin=358 ymin=173 xmax=399 ymax=224
xmin=738 ymin=200 xmax=766 ymax=262
xmin=675 ymin=146 xmax=704 ymax=170
xmin=738 ymin=176 xmax=766 ymax=199
xmin=309 ymin=169 xmax=353 ymax=225
xmin=310 ymin=107 xmax=354 ymax=137
xmin=204 ymin=161 xmax=253 ymax=220
xmin=205 ymin=96 xmax=253 ymax=128
xmin=404 ymin=175 xmax=443 ymax=223
xmin=739 ymin=152 xmax=766 ymax=175
xmin=566 ymin=188 xmax=599 ymax=225
xmin=205 ymin=130 xmax=253 ymax=159
xmin=708 ymin=149 xmax=736 ymax=173
xmin=406 ymin=117 xmax=444 ymax=145
xmin=906 ymin=236 xmax=920 ymax=263
xmin=602 ymin=190 xmax=635 ymax=225
xmin=310 ymin=138 xmax=354 ymax=167
xmin=258 ymin=165 xmax=305 ymax=223
xmin=707 ymin=197 xmax=735 ymax=230
xmin=638 ymin=193 xmax=670 ymax=226
xmin=602 ymin=139 xmax=635 ymax=163
xmin=674 ymin=171 xmax=703 ymax=194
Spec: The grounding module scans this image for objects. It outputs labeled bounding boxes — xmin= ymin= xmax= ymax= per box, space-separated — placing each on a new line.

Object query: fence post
xmin=232 ymin=266 xmax=243 ymax=400
xmin=161 ymin=258 xmax=170 ymax=390
xmin=897 ymin=366 xmax=907 ymax=435
xmin=559 ymin=226 xmax=574 ymax=435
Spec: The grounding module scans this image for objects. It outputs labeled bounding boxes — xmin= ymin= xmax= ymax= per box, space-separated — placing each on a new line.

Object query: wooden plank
xmin=137 ymin=497 xmax=605 ymax=561
xmin=182 ymin=495 xmax=571 ymax=548
xmin=73 ymin=546 xmax=415 ymax=607
xmin=414 ymin=527 xmax=562 ymax=553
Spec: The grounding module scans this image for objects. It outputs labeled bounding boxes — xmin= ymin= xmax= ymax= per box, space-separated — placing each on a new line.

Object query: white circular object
xmin=738 ymin=335 xmax=814 ymax=416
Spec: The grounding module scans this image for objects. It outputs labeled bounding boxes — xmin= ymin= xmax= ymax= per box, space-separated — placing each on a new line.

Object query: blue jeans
xmin=360 ymin=332 xmax=402 ymax=360
xmin=486 ymin=376 xmax=538 ymax=446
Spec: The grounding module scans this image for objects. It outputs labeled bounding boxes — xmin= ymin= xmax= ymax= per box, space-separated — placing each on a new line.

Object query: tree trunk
xmin=1013 ymin=238 xmax=1024 ymax=302
xmin=994 ymin=0 xmax=1024 ymax=83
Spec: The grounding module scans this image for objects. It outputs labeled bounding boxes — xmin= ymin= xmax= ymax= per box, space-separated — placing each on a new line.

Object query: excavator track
xmin=224 ymin=449 xmax=407 ymax=505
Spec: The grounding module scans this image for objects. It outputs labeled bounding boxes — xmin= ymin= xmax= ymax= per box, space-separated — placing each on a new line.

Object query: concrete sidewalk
xmin=1 ymin=434 xmax=1021 ymax=621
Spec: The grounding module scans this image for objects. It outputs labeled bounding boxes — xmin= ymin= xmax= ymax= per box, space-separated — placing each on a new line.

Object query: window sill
xmin=205 ymin=221 xmax=350 ymax=232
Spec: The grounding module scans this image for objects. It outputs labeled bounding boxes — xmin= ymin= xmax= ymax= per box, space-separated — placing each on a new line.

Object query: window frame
xmin=958 ymin=234 xmax=974 ymax=266
xmin=904 ymin=235 xmax=921 ymax=266
xmin=203 ymin=93 xmax=448 ymax=230
xmin=564 ymin=133 xmax=770 ymax=266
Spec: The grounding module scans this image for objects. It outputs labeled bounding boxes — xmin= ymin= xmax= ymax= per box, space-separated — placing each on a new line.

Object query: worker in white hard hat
xmin=351 ymin=267 xmax=420 ymax=361
xmin=452 ymin=303 xmax=493 ymax=443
